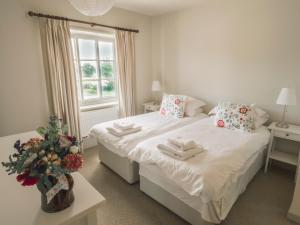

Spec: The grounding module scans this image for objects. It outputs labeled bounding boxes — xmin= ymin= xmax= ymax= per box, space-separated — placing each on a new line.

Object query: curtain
xmin=39 ymin=18 xmax=81 ymax=141
xmin=116 ymin=30 xmax=136 ymax=117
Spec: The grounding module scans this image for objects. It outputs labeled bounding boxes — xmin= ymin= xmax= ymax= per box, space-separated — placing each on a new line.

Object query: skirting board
xmin=140 ymin=176 xmax=214 ymax=225
xmin=97 ymin=143 xmax=139 ymax=184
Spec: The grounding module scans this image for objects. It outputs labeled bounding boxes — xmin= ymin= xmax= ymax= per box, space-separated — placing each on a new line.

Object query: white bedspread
xmin=129 ymin=117 xmax=270 ymax=202
xmin=89 ymin=112 xmax=207 ymax=157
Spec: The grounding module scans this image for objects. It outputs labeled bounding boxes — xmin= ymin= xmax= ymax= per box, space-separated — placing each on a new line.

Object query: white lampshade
xmin=152 ymin=80 xmax=161 ymax=92
xmin=68 ymin=0 xmax=115 ymax=16
xmin=276 ymin=88 xmax=297 ymax=106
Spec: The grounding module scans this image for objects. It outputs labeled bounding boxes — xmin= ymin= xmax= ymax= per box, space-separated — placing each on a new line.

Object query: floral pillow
xmin=160 ymin=94 xmax=187 ymax=118
xmin=214 ymin=102 xmax=255 ymax=132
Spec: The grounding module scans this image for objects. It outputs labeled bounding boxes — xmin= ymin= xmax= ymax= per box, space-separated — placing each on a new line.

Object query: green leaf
xmin=36 ymin=127 xmax=46 ymax=136
xmin=43 ymin=176 xmax=53 ymax=189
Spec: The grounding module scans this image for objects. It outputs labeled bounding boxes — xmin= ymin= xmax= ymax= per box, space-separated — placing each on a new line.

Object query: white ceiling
xmin=115 ymin=0 xmax=203 ymax=16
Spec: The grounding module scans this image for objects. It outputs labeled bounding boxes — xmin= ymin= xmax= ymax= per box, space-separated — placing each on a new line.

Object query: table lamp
xmin=152 ymin=80 xmax=161 ymax=104
xmin=276 ymin=88 xmax=297 ymax=128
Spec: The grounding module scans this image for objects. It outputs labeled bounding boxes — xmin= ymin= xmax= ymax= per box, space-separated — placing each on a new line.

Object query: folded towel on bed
xmin=106 ymin=126 xmax=142 ymax=137
xmin=113 ymin=121 xmax=135 ymax=130
xmin=167 ymin=137 xmax=197 ymax=151
xmin=157 ymin=143 xmax=204 ymax=161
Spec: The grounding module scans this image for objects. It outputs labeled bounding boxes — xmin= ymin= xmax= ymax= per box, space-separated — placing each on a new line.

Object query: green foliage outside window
xmin=83 ymin=83 xmax=97 ymax=95
xmin=82 ymin=63 xmax=96 ymax=77
xmin=101 ymin=63 xmax=113 ymax=78
xmin=103 ymin=81 xmax=114 ymax=92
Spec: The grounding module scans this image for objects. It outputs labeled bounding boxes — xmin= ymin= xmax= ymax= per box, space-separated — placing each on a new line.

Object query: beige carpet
xmin=80 ymin=147 xmax=298 ymax=225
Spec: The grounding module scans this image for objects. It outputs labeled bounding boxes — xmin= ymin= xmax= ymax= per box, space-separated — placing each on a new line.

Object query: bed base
xmin=97 ymin=143 xmax=139 ymax=184
xmin=140 ymin=175 xmax=213 ymax=225
xmin=139 ymin=147 xmax=267 ymax=225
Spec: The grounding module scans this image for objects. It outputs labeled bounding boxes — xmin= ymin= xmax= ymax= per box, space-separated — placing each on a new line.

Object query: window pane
xmin=80 ymin=61 xmax=98 ymax=79
xmin=82 ymin=81 xmax=100 ymax=99
xmin=100 ymin=62 xmax=114 ymax=78
xmin=101 ymin=80 xmax=116 ymax=97
xmin=78 ymin=39 xmax=96 ymax=60
xmin=99 ymin=41 xmax=113 ymax=60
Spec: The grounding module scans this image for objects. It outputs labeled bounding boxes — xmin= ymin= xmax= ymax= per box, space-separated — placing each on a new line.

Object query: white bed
xmin=89 ymin=111 xmax=207 ymax=183
xmin=129 ymin=117 xmax=270 ymax=224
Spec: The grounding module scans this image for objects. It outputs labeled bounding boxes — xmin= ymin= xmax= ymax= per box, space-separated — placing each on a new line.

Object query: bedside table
xmin=143 ymin=102 xmax=161 ymax=113
xmin=264 ymin=122 xmax=300 ymax=179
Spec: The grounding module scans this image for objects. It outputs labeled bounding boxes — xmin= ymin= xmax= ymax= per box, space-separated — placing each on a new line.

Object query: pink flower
xmin=217 ymin=120 xmax=225 ymax=127
xmin=160 ymin=108 xmax=166 ymax=115
xmin=175 ymin=99 xmax=181 ymax=105
xmin=239 ymin=107 xmax=248 ymax=114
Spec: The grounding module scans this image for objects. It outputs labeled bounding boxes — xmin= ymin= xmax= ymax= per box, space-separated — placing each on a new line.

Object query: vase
xmin=38 ymin=174 xmax=75 ymax=213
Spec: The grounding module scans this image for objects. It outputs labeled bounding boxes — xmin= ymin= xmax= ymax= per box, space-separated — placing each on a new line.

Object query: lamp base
xmin=275 ymin=121 xmax=289 ymax=129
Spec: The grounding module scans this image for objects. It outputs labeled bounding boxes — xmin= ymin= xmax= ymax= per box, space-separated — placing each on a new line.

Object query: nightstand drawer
xmin=274 ymin=130 xmax=300 ymax=142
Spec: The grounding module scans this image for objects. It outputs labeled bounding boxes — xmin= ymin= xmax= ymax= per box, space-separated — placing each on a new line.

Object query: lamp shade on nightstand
xmin=276 ymin=88 xmax=297 ymax=106
xmin=275 ymin=88 xmax=297 ymax=128
xmin=152 ymin=80 xmax=161 ymax=92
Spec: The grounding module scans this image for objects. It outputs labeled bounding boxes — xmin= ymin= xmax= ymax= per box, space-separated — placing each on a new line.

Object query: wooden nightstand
xmin=143 ymin=102 xmax=161 ymax=113
xmin=264 ymin=122 xmax=300 ymax=178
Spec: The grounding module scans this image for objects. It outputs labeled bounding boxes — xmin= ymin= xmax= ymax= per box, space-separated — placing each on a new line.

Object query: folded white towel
xmin=167 ymin=137 xmax=197 ymax=151
xmin=106 ymin=126 xmax=141 ymax=137
xmin=113 ymin=121 xmax=135 ymax=130
xmin=157 ymin=143 xmax=204 ymax=161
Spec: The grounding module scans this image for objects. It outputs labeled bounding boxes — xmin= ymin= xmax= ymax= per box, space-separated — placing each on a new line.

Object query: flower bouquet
xmin=1 ymin=116 xmax=83 ymax=213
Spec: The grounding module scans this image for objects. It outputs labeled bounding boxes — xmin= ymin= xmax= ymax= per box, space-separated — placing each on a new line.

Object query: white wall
xmin=0 ymin=0 xmax=49 ymax=136
xmin=80 ymin=107 xmax=118 ymax=149
xmin=152 ymin=0 xmax=300 ymax=125
xmin=0 ymin=0 xmax=153 ymax=137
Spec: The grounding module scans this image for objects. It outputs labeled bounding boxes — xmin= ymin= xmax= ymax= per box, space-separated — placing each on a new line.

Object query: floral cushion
xmin=160 ymin=94 xmax=187 ymax=118
xmin=214 ymin=102 xmax=255 ymax=132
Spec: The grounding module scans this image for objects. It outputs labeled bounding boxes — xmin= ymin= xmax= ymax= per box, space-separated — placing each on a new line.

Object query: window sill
xmin=80 ymin=102 xmax=118 ymax=112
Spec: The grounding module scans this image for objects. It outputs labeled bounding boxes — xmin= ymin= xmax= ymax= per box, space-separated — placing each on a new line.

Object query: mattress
xmin=139 ymin=148 xmax=266 ymax=224
xmin=129 ymin=117 xmax=270 ymax=202
xmin=89 ymin=112 xmax=207 ymax=157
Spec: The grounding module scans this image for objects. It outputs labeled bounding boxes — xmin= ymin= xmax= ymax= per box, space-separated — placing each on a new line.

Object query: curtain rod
xmin=28 ymin=11 xmax=139 ymax=33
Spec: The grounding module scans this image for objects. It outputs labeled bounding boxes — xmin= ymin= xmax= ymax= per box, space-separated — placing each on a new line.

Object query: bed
xmin=129 ymin=117 xmax=270 ymax=224
xmin=89 ymin=111 xmax=207 ymax=183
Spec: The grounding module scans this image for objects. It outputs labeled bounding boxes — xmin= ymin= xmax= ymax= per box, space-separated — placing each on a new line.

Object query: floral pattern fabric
xmin=160 ymin=94 xmax=187 ymax=118
xmin=214 ymin=102 xmax=255 ymax=132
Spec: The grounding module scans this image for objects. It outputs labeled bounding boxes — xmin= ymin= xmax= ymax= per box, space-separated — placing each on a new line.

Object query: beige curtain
xmin=116 ymin=30 xmax=136 ymax=117
xmin=39 ymin=18 xmax=81 ymax=140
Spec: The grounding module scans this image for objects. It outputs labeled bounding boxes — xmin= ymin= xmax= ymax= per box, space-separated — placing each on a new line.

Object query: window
xmin=71 ymin=30 xmax=117 ymax=107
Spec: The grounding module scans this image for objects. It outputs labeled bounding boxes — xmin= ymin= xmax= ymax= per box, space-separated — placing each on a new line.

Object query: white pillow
xmin=208 ymin=106 xmax=217 ymax=116
xmin=251 ymin=105 xmax=270 ymax=128
xmin=184 ymin=97 xmax=206 ymax=117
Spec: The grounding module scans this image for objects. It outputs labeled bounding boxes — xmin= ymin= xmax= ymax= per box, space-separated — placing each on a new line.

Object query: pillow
xmin=160 ymin=94 xmax=187 ymax=118
xmin=251 ymin=105 xmax=270 ymax=128
xmin=184 ymin=97 xmax=206 ymax=117
xmin=214 ymin=102 xmax=255 ymax=132
xmin=254 ymin=114 xmax=269 ymax=129
xmin=208 ymin=106 xmax=217 ymax=116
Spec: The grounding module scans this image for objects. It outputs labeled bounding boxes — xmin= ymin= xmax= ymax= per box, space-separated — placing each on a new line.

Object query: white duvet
xmin=129 ymin=117 xmax=270 ymax=202
xmin=89 ymin=112 xmax=207 ymax=157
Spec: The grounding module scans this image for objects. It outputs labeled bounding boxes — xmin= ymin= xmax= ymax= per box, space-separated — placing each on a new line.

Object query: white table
xmin=0 ymin=131 xmax=105 ymax=225
xmin=264 ymin=122 xmax=300 ymax=180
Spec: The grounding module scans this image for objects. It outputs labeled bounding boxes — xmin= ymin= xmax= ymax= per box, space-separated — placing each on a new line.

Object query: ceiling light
xmin=68 ymin=0 xmax=115 ymax=16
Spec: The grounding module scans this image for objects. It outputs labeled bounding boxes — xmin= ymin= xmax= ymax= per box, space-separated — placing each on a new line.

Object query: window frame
xmin=71 ymin=31 xmax=118 ymax=107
